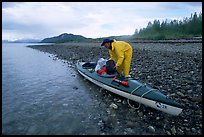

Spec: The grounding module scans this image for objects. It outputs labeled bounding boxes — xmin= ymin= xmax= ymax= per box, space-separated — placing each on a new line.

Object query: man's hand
xmin=114 ymin=65 xmax=119 ymax=70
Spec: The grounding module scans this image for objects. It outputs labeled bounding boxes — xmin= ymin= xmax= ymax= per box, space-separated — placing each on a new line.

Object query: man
xmin=101 ymin=38 xmax=132 ymax=78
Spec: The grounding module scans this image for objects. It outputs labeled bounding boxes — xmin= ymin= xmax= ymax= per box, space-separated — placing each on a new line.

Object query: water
xmin=2 ymin=43 xmax=112 ymax=135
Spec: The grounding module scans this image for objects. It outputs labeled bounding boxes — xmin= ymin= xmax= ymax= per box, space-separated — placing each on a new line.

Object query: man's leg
xmin=123 ymin=49 xmax=132 ymax=77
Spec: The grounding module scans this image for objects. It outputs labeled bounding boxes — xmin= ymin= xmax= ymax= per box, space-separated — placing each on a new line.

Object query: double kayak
xmin=76 ymin=61 xmax=183 ymax=116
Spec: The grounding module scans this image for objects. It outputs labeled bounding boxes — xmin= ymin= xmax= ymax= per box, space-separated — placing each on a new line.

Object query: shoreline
xmin=27 ymin=42 xmax=202 ymax=135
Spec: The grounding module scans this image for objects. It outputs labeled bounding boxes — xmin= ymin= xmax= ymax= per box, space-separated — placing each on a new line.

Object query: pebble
xmin=171 ymin=126 xmax=176 ymax=135
xmin=122 ymin=100 xmax=127 ymax=104
xmin=166 ymin=131 xmax=171 ymax=135
xmin=191 ymin=128 xmax=197 ymax=133
xmin=176 ymin=91 xmax=185 ymax=97
xmin=148 ymin=126 xmax=155 ymax=133
xmin=109 ymin=103 xmax=118 ymax=109
xmin=174 ymin=67 xmax=179 ymax=71
xmin=126 ymin=121 xmax=135 ymax=128
xmin=190 ymin=96 xmax=202 ymax=103
xmin=177 ymin=128 xmax=184 ymax=135
xmin=138 ymin=112 xmax=143 ymax=117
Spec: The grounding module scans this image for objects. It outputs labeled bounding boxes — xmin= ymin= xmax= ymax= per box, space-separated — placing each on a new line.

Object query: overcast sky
xmin=2 ymin=2 xmax=202 ymax=41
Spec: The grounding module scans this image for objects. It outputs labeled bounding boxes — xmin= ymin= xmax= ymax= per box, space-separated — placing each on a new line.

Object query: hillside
xmin=40 ymin=33 xmax=92 ymax=43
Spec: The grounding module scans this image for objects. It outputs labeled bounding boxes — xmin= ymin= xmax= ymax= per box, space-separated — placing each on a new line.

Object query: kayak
xmin=76 ymin=61 xmax=183 ymax=116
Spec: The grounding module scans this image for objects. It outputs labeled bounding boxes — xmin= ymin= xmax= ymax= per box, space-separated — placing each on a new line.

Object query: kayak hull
xmin=76 ymin=61 xmax=183 ymax=115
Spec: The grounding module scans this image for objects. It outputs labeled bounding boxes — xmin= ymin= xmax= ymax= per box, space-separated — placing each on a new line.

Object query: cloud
xmin=2 ymin=2 xmax=202 ymax=41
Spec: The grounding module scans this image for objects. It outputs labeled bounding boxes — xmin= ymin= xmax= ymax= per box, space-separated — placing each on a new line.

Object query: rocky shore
xmin=27 ymin=42 xmax=202 ymax=135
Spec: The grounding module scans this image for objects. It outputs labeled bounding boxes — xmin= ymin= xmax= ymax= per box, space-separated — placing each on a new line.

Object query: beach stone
xmin=174 ymin=67 xmax=179 ymax=71
xmin=138 ymin=112 xmax=143 ymax=117
xmin=177 ymin=128 xmax=184 ymax=135
xmin=171 ymin=126 xmax=176 ymax=135
xmin=109 ymin=103 xmax=118 ymax=109
xmin=176 ymin=91 xmax=185 ymax=97
xmin=147 ymin=126 xmax=155 ymax=133
xmin=122 ymin=100 xmax=127 ymax=104
xmin=190 ymin=96 xmax=202 ymax=103
xmin=126 ymin=121 xmax=135 ymax=128
xmin=191 ymin=127 xmax=197 ymax=133
xmin=166 ymin=131 xmax=171 ymax=135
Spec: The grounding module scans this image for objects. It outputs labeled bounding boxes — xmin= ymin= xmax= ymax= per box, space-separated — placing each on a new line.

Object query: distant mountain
xmin=2 ymin=40 xmax=10 ymax=43
xmin=40 ymin=33 xmax=92 ymax=43
xmin=3 ymin=39 xmax=41 ymax=43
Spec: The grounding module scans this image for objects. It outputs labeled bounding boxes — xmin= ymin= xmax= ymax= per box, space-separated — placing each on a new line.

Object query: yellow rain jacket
xmin=108 ymin=40 xmax=132 ymax=76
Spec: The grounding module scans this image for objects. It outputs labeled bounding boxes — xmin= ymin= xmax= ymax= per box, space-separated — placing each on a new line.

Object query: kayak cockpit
xmin=82 ymin=62 xmax=97 ymax=69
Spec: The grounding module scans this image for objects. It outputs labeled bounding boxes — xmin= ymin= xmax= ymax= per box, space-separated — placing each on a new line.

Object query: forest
xmin=133 ymin=12 xmax=202 ymax=40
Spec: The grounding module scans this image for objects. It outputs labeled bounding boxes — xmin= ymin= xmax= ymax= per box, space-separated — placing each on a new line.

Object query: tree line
xmin=133 ymin=12 xmax=202 ymax=40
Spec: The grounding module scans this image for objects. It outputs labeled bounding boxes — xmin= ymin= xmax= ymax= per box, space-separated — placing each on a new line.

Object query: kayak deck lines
xmin=127 ymin=85 xmax=158 ymax=109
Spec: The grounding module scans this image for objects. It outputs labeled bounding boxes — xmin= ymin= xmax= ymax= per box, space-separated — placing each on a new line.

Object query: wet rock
xmin=177 ymin=128 xmax=184 ymax=135
xmin=191 ymin=127 xmax=197 ymax=133
xmin=122 ymin=100 xmax=127 ymax=104
xmin=106 ymin=109 xmax=111 ymax=115
xmin=27 ymin=125 xmax=38 ymax=135
xmin=171 ymin=126 xmax=176 ymax=135
xmin=147 ymin=126 xmax=155 ymax=133
xmin=176 ymin=91 xmax=185 ymax=97
xmin=124 ymin=128 xmax=134 ymax=134
xmin=98 ymin=120 xmax=104 ymax=127
xmin=174 ymin=67 xmax=179 ymax=71
xmin=73 ymin=86 xmax=78 ymax=90
xmin=109 ymin=103 xmax=118 ymax=109
xmin=166 ymin=131 xmax=171 ymax=135
xmin=113 ymin=98 xmax=117 ymax=102
xmin=138 ymin=112 xmax=143 ymax=117
xmin=126 ymin=121 xmax=135 ymax=128
xmin=190 ymin=96 xmax=202 ymax=103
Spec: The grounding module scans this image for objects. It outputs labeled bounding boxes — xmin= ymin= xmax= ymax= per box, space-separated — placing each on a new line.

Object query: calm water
xmin=2 ymin=43 xmax=112 ymax=135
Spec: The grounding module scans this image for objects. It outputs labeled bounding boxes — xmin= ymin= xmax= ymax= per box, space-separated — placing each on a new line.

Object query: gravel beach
xmin=28 ymin=42 xmax=202 ymax=135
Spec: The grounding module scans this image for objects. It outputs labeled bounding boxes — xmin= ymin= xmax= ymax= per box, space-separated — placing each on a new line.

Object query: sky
xmin=2 ymin=2 xmax=202 ymax=41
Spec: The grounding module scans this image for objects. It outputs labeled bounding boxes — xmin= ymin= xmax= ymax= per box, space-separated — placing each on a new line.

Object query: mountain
xmin=40 ymin=33 xmax=92 ymax=43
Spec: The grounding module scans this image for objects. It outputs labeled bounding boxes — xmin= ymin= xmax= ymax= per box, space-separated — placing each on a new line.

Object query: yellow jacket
xmin=109 ymin=40 xmax=132 ymax=67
